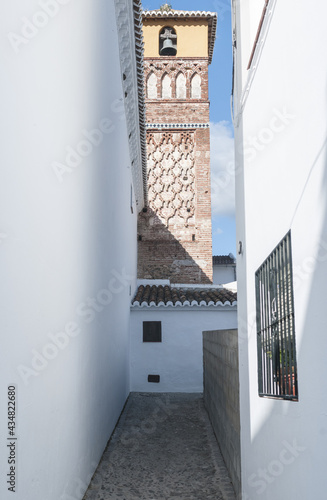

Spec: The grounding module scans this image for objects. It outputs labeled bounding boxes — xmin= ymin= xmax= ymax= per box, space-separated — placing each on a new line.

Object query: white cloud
xmin=210 ymin=121 xmax=235 ymax=216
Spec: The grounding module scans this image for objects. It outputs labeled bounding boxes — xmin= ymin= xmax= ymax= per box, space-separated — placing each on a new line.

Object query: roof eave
xmin=115 ymin=0 xmax=148 ymax=210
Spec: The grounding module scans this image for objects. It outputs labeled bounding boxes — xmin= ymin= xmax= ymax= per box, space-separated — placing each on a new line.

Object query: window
xmin=255 ymin=231 xmax=298 ymax=400
xmin=143 ymin=321 xmax=162 ymax=342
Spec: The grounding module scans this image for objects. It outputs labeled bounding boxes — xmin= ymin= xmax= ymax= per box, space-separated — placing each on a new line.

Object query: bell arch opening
xmin=159 ymin=26 xmax=177 ymax=56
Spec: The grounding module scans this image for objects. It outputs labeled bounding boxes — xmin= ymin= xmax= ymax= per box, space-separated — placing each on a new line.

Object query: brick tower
xmin=138 ymin=6 xmax=217 ymax=284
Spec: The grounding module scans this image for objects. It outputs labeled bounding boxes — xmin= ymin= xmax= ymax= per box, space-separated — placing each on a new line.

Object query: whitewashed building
xmin=1 ymin=3 xmax=237 ymax=499
xmin=0 ymin=1 xmax=145 ymax=499
xmin=212 ymin=254 xmax=236 ymax=285
xmin=130 ymin=281 xmax=237 ymax=393
xmin=232 ymin=0 xmax=327 ymax=499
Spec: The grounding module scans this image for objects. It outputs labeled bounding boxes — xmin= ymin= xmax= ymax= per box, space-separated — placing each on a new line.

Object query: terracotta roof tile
xmin=143 ymin=10 xmax=217 ymax=18
xmin=132 ymin=285 xmax=237 ymax=307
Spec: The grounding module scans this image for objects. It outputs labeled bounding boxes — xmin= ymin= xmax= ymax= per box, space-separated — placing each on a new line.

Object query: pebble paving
xmin=83 ymin=393 xmax=236 ymax=500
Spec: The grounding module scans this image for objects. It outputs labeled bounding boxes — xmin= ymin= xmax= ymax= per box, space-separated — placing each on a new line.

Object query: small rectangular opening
xmin=148 ymin=374 xmax=160 ymax=383
xmin=143 ymin=321 xmax=162 ymax=342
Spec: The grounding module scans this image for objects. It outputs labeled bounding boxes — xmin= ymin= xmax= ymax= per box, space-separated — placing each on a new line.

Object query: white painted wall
xmin=233 ymin=1 xmax=327 ymax=498
xmin=130 ymin=307 xmax=237 ymax=392
xmin=0 ymin=2 xmax=137 ymax=499
xmin=233 ymin=0 xmax=267 ymax=87
xmin=212 ymin=264 xmax=236 ymax=285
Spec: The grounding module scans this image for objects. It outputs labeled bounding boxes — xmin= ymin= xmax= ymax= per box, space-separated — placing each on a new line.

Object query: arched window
xmin=176 ymin=73 xmax=186 ymax=99
xmin=161 ymin=74 xmax=172 ymax=98
xmin=191 ymin=74 xmax=201 ymax=99
xmin=159 ymin=26 xmax=177 ymax=56
xmin=147 ymin=72 xmax=157 ymax=99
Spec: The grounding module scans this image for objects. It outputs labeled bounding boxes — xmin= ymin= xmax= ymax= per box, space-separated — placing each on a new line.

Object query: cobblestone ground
xmin=83 ymin=393 xmax=236 ymax=500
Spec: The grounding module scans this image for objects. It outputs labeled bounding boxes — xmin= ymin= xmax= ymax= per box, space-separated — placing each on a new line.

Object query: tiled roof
xmin=212 ymin=255 xmax=236 ymax=265
xmin=132 ymin=285 xmax=237 ymax=308
xmin=143 ymin=10 xmax=217 ymax=17
xmin=115 ymin=0 xmax=147 ymax=208
xmin=133 ymin=0 xmax=148 ymax=205
xmin=142 ymin=10 xmax=217 ymax=65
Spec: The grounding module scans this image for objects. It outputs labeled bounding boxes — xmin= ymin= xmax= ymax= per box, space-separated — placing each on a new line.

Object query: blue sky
xmin=142 ymin=0 xmax=236 ymax=256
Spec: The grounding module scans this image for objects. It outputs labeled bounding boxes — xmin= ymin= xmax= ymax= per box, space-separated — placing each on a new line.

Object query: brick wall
xmin=138 ymin=56 xmax=213 ymax=284
xmin=146 ymin=102 xmax=209 ymax=124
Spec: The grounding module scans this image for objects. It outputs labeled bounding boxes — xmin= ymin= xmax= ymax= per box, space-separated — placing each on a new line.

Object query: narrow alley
xmin=83 ymin=393 xmax=236 ymax=500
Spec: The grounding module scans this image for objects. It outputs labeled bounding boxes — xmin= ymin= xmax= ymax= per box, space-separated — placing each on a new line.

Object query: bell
xmin=160 ymin=38 xmax=177 ymax=56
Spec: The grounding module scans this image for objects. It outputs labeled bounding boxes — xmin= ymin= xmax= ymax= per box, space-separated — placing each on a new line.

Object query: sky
xmin=142 ymin=0 xmax=236 ymax=256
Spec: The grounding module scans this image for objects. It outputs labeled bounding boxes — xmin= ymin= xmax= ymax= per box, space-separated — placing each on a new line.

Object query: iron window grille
xmin=255 ymin=231 xmax=298 ymax=400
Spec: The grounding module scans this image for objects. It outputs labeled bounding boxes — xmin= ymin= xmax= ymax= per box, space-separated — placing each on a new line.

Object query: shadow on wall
xmin=137 ymin=207 xmax=212 ymax=284
xmin=70 ymin=1 xmax=137 ymax=492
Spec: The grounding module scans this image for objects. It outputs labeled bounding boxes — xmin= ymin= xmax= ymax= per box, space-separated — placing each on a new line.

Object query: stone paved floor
xmin=83 ymin=393 xmax=236 ymax=500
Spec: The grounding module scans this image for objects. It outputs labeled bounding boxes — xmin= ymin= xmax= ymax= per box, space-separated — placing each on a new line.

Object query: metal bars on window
xmin=255 ymin=231 xmax=298 ymax=400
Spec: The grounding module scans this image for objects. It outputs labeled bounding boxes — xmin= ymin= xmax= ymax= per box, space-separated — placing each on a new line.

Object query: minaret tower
xmin=138 ymin=5 xmax=217 ymax=284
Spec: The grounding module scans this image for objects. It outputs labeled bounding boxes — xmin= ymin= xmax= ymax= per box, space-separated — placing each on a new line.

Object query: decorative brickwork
xmin=146 ymin=131 xmax=195 ymax=226
xmin=138 ymin=13 xmax=215 ymax=284
xmin=144 ymin=59 xmax=209 ymax=101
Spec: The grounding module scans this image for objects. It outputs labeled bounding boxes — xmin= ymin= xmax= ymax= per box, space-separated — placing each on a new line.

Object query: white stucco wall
xmin=212 ymin=264 xmax=236 ymax=285
xmin=0 ymin=2 xmax=138 ymax=499
xmin=234 ymin=0 xmax=267 ymax=87
xmin=233 ymin=1 xmax=327 ymax=499
xmin=130 ymin=307 xmax=237 ymax=393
